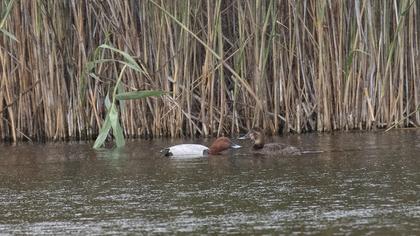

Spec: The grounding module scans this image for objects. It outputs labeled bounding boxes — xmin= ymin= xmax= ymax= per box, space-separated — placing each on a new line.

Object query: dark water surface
xmin=0 ymin=130 xmax=419 ymax=235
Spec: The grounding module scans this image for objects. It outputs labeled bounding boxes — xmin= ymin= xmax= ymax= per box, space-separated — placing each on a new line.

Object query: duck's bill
xmin=231 ymin=144 xmax=241 ymax=149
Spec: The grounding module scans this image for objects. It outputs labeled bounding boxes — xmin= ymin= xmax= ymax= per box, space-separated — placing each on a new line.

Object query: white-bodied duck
xmin=160 ymin=137 xmax=241 ymax=158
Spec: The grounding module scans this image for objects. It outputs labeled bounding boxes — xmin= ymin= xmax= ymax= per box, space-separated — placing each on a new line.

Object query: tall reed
xmin=0 ymin=0 xmax=419 ymax=141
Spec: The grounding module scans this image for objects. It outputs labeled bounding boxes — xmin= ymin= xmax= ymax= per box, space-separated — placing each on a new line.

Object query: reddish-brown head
xmin=208 ymin=137 xmax=241 ymax=155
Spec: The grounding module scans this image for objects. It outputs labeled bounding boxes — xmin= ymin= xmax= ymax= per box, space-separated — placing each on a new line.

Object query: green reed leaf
xmin=98 ymin=44 xmax=142 ymax=72
xmin=93 ymin=112 xmax=112 ymax=149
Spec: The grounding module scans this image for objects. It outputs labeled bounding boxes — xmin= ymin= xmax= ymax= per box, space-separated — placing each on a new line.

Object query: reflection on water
xmin=0 ymin=130 xmax=420 ymax=234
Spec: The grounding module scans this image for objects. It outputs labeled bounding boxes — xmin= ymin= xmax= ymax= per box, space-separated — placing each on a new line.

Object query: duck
xmin=239 ymin=128 xmax=301 ymax=156
xmin=160 ymin=137 xmax=241 ymax=158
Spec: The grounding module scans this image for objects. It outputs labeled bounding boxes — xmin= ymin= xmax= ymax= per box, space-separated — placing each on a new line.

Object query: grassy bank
xmin=1 ymin=0 xmax=419 ymax=141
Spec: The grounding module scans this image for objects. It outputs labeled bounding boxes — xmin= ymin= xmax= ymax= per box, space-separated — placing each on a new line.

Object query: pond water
xmin=0 ymin=130 xmax=419 ymax=235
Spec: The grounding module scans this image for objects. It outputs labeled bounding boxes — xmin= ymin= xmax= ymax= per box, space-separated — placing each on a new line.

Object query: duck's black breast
xmin=160 ymin=148 xmax=172 ymax=157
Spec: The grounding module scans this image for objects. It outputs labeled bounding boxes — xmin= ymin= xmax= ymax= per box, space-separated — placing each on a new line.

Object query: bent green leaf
xmin=93 ymin=112 xmax=112 ymax=149
xmin=98 ymin=44 xmax=142 ymax=72
xmin=0 ymin=29 xmax=18 ymax=42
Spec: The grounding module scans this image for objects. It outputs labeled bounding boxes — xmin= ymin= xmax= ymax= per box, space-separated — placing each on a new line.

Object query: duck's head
xmin=208 ymin=137 xmax=241 ymax=155
xmin=239 ymin=128 xmax=265 ymax=149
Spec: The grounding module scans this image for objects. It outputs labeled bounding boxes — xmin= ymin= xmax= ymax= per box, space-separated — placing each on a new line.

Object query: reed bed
xmin=0 ymin=0 xmax=419 ymax=141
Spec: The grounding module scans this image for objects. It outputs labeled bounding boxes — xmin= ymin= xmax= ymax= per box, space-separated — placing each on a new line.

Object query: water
xmin=0 ymin=130 xmax=419 ymax=235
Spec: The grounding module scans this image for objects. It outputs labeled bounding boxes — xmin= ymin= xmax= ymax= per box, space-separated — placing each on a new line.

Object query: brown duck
xmin=239 ymin=128 xmax=302 ymax=156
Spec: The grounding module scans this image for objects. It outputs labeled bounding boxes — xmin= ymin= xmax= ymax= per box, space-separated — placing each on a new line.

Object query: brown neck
xmin=208 ymin=148 xmax=219 ymax=155
xmin=253 ymin=143 xmax=264 ymax=150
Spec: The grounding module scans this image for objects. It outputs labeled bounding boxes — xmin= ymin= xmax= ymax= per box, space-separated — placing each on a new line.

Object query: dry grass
xmin=0 ymin=0 xmax=419 ymax=141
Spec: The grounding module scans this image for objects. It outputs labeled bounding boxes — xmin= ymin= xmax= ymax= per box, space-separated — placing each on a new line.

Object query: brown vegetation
xmin=0 ymin=0 xmax=419 ymax=141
